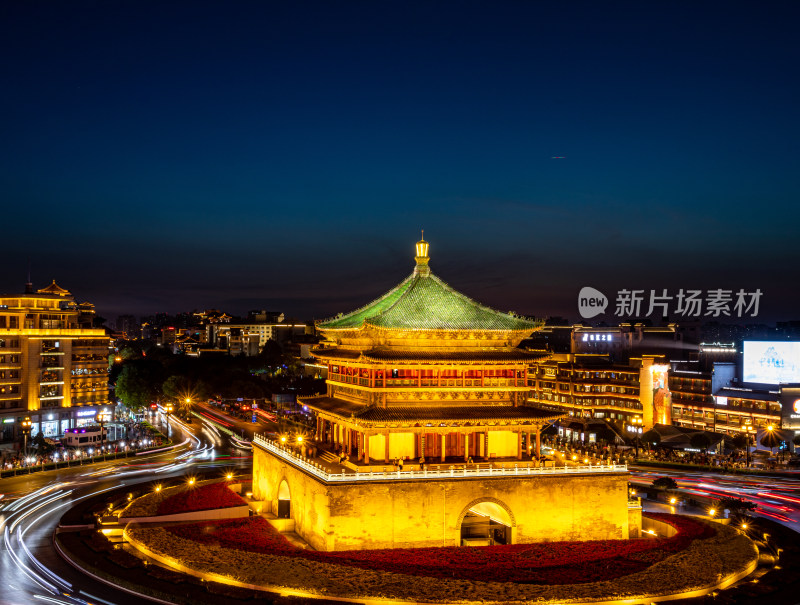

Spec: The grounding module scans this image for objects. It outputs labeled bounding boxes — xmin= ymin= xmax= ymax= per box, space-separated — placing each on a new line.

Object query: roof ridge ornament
xmin=414 ymin=232 xmax=430 ymax=276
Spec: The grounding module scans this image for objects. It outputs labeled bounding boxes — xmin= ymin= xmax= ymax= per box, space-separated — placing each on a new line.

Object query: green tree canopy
xmin=115 ymin=360 xmax=164 ymax=412
xmin=652 ymin=476 xmax=678 ymax=490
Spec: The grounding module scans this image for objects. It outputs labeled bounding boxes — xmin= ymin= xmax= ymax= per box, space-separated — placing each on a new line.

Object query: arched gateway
xmin=458 ymin=497 xmax=516 ymax=546
xmin=277 ymin=479 xmax=291 ymax=519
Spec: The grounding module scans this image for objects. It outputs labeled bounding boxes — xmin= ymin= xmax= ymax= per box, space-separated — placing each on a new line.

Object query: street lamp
xmin=21 ymin=417 xmax=32 ymax=464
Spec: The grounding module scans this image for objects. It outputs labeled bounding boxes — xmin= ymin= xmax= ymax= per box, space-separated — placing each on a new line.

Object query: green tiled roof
xmin=318 ymin=270 xmax=539 ymax=332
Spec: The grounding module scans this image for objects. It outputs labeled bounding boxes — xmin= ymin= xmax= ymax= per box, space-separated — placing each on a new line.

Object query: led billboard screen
xmin=743 ymin=341 xmax=800 ymax=385
xmin=780 ymin=387 xmax=800 ymax=430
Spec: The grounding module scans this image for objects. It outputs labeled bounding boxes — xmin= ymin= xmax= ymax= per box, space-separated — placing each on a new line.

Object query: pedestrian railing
xmin=253 ymin=434 xmax=627 ymax=483
xmin=0 ymin=441 xmax=179 ymax=479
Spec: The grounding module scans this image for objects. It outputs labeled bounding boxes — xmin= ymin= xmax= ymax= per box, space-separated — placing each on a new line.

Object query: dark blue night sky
xmin=2 ymin=1 xmax=798 ymax=322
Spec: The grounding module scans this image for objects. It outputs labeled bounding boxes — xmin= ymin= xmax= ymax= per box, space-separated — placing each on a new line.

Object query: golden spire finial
xmin=414 ymin=231 xmax=430 ymax=275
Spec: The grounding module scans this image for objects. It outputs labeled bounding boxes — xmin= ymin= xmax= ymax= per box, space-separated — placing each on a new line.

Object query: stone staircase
xmin=318 ymin=450 xmax=339 ymax=464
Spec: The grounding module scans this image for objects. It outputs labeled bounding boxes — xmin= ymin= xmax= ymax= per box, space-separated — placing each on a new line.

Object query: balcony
xmin=254 ymin=435 xmax=628 ymax=484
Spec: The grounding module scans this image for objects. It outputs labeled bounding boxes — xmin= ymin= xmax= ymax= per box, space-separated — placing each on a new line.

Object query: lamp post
xmin=21 ymin=416 xmax=32 ymax=465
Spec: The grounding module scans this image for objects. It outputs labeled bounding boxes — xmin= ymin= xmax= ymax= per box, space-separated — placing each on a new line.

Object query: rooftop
xmin=317 ymin=238 xmax=540 ymax=333
xmin=301 ymin=395 xmax=564 ymax=425
xmin=314 ymin=346 xmax=549 ymax=363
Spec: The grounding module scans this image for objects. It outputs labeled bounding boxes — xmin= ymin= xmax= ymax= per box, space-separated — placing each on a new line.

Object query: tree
xmin=642 ymin=429 xmax=661 ymax=447
xmin=162 ymin=375 xmax=208 ymax=415
xmin=732 ymin=434 xmax=749 ymax=451
xmin=115 ymin=361 xmax=163 ymax=412
xmin=32 ymin=432 xmax=55 ymax=457
xmin=793 ymin=434 xmax=800 ymax=447
xmin=652 ymin=476 xmax=678 ymax=490
xmin=714 ymin=497 xmax=756 ymax=516
xmin=760 ymin=430 xmax=781 ymax=455
xmin=689 ymin=432 xmax=712 ymax=451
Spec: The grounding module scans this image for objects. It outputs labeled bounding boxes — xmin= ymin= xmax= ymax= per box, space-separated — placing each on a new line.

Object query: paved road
xmin=630 ymin=465 xmax=800 ymax=531
xmin=0 ymin=410 xmax=253 ymax=605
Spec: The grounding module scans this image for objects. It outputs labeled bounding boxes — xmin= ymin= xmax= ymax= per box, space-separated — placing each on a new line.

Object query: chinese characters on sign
xmin=614 ymin=289 xmax=762 ymax=318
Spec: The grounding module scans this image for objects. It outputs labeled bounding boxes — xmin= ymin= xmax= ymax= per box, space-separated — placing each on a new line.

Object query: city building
xmin=526 ymin=354 xmax=670 ymax=441
xmin=208 ymin=320 xmax=307 ymax=355
xmin=253 ymin=238 xmax=635 ymax=551
xmin=0 ymin=281 xmax=113 ymax=443
xmin=115 ymin=314 xmax=140 ymax=340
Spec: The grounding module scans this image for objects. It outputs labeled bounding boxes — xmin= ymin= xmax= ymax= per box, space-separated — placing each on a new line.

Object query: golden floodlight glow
xmin=742 ymin=523 xmax=748 ymax=529
xmin=188 ymin=477 xmax=196 ymax=486
xmin=296 ymin=435 xmax=303 ymax=443
xmin=155 ymin=485 xmax=162 ymax=493
xmin=670 ymin=497 xmax=676 ymax=504
xmin=709 ymin=508 xmax=716 ymax=517
xmin=280 ymin=436 xmax=287 ymax=443
xmin=226 ymin=473 xmax=233 ymax=480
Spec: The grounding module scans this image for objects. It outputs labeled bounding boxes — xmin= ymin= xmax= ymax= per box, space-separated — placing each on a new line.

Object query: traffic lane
xmin=0 ymin=417 xmax=238 ymax=605
xmin=630 ymin=466 xmax=800 ymax=528
xmin=195 ymin=401 xmax=279 ymax=438
xmin=199 ymin=400 xmax=316 ymax=438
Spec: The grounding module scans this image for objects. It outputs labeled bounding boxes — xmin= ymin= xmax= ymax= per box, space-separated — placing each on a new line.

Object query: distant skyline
xmin=2 ymin=2 xmax=798 ymax=322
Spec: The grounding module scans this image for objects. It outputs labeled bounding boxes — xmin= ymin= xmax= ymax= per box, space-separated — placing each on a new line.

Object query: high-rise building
xmin=0 ymin=281 xmax=112 ymax=443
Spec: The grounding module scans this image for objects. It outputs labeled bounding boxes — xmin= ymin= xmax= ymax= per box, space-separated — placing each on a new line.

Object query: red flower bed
xmin=157 ymin=481 xmax=246 ymax=516
xmin=166 ymin=513 xmax=716 ymax=584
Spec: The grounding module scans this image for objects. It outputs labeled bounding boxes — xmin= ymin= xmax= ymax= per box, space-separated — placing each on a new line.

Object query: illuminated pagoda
xmin=304 ymin=236 xmax=561 ymax=463
xmin=252 ymin=238 xmax=635 ymax=552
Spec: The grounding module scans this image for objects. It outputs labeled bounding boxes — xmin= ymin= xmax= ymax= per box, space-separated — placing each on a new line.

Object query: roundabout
xmin=55 ymin=475 xmax=766 ymax=604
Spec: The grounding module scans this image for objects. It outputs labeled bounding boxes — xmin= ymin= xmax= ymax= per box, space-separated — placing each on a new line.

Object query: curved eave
xmin=317 ymin=324 xmax=541 ymax=335
xmin=362 ymin=322 xmax=541 ymax=333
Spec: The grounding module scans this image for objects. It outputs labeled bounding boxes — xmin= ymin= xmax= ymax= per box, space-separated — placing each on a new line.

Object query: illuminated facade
xmin=253 ymin=239 xmax=635 ymax=550
xmin=305 ymin=237 xmax=559 ymax=462
xmin=0 ymin=281 xmax=112 ymax=442
xmin=527 ymin=354 xmax=672 ymax=438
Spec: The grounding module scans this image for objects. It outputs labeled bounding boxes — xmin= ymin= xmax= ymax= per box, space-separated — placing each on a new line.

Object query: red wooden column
xmin=440 ymin=433 xmax=446 ymax=462
xmin=517 ymin=429 xmax=522 ymax=460
xmin=464 ymin=432 xmax=470 ymax=461
xmin=535 ymin=427 xmax=541 ymax=457
xmin=384 ymin=431 xmax=390 ymax=463
xmin=364 ymin=431 xmax=370 ymax=463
